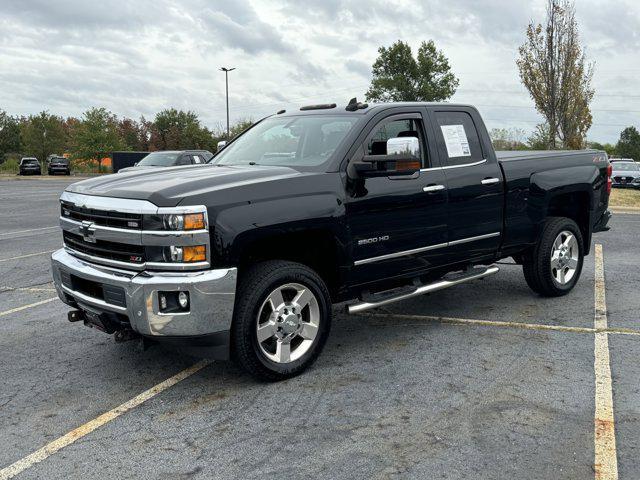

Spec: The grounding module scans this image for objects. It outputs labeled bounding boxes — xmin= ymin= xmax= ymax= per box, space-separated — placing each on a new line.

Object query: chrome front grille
xmin=61 ymin=201 xmax=143 ymax=229
xmin=59 ymin=191 xmax=211 ymax=271
xmin=63 ymin=231 xmax=145 ymax=265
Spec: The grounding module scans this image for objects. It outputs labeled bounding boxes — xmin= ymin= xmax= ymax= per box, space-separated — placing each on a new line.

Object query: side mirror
xmin=217 ymin=140 xmax=227 ymax=151
xmin=134 ymin=162 xmax=138 ymax=166
xmin=353 ymin=137 xmax=421 ymax=178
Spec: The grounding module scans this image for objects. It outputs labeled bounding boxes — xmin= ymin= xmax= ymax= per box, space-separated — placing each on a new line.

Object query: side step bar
xmin=347 ymin=265 xmax=500 ymax=314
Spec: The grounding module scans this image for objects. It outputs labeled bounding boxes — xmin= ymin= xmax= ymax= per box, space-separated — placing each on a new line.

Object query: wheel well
xmin=546 ymin=191 xmax=590 ymax=249
xmin=237 ymin=230 xmax=343 ymax=301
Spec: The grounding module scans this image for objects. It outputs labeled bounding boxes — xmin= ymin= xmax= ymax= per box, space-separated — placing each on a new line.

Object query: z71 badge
xmin=358 ymin=235 xmax=390 ymax=246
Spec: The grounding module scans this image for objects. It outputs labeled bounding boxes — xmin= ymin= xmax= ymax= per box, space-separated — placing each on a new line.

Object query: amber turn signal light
xmin=184 ymin=213 xmax=205 ymax=230
xmin=183 ymin=245 xmax=206 ymax=262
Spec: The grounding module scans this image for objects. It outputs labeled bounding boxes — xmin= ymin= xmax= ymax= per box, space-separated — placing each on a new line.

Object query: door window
xmin=434 ymin=111 xmax=483 ymax=166
xmin=365 ymin=118 xmax=428 ymax=168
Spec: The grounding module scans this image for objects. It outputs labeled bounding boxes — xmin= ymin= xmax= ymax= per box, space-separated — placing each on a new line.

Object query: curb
xmin=610 ymin=207 xmax=640 ymax=214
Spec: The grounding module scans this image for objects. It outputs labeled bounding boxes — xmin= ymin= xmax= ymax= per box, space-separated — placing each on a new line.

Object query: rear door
xmin=428 ymin=107 xmax=503 ymax=260
xmin=345 ymin=109 xmax=449 ymax=286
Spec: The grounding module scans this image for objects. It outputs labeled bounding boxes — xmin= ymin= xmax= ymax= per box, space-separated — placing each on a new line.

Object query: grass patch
xmin=610 ymin=188 xmax=640 ymax=208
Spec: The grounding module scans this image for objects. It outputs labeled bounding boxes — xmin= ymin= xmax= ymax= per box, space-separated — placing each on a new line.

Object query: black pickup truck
xmin=51 ymin=101 xmax=612 ymax=380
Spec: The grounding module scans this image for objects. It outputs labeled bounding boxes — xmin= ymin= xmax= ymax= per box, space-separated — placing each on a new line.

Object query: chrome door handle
xmin=481 ymin=177 xmax=500 ymax=185
xmin=423 ymin=184 xmax=446 ymax=192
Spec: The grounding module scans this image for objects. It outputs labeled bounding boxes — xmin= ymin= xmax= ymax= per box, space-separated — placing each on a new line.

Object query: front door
xmin=345 ymin=110 xmax=449 ymax=287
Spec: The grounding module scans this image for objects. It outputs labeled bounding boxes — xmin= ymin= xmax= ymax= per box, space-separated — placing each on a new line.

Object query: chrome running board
xmin=347 ymin=265 xmax=500 ymax=314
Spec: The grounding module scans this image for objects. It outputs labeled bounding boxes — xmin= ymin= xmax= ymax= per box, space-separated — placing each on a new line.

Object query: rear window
xmin=23 ymin=159 xmax=38 ymax=165
xmin=434 ymin=111 xmax=484 ymax=166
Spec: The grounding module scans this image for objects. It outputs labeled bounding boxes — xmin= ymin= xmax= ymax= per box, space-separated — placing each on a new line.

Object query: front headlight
xmin=163 ymin=213 xmax=205 ymax=231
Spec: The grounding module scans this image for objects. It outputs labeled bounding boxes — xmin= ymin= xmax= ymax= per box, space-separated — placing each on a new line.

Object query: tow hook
xmin=67 ymin=310 xmax=84 ymax=323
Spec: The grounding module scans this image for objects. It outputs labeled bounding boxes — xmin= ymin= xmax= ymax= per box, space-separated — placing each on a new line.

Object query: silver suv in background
xmin=611 ymin=159 xmax=640 ymax=188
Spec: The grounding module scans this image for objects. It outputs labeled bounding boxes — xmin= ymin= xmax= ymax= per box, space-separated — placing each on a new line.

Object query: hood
xmin=66 ymin=164 xmax=303 ymax=207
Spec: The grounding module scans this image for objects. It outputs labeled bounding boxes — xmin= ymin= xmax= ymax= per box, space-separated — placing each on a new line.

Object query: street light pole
xmin=220 ymin=67 xmax=236 ymax=139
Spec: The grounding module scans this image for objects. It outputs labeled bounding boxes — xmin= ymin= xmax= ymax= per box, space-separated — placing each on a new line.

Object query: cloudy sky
xmin=1 ymin=0 xmax=639 ymax=143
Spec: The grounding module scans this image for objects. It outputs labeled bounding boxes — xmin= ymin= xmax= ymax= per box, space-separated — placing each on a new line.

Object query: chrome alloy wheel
xmin=256 ymin=283 xmax=320 ymax=364
xmin=550 ymin=230 xmax=579 ymax=285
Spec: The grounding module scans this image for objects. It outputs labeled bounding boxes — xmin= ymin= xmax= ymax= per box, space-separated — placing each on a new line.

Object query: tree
xmin=616 ymin=126 xmax=640 ymax=161
xmin=0 ymin=110 xmax=21 ymax=160
xmin=490 ymin=127 xmax=528 ymax=150
xmin=20 ymin=111 xmax=67 ymax=165
xmin=517 ymin=0 xmax=594 ymax=149
xmin=118 ymin=118 xmax=142 ymax=151
xmin=365 ymin=40 xmax=459 ymax=103
xmin=71 ymin=107 xmax=122 ymax=171
xmin=151 ymin=108 xmax=214 ymax=150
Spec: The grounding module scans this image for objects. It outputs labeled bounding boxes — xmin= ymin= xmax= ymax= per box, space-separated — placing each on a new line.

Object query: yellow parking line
xmin=0 ymin=298 xmax=58 ymax=317
xmin=0 ymin=226 xmax=58 ymax=236
xmin=0 ymin=250 xmax=56 ymax=262
xmin=0 ymin=286 xmax=57 ymax=293
xmin=593 ymin=244 xmax=618 ymax=479
xmin=0 ymin=360 xmax=211 ymax=480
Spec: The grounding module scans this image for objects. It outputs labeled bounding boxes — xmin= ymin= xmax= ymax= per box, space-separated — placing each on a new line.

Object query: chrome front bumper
xmin=51 ymin=249 xmax=237 ymax=337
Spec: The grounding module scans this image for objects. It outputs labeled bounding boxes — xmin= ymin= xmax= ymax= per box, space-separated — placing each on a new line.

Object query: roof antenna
xmin=346 ymin=97 xmax=368 ymax=112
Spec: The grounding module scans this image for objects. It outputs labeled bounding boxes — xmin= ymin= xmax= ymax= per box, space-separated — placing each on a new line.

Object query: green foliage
xmin=151 ymin=108 xmax=213 ymax=150
xmin=0 ymin=157 xmax=19 ymax=173
xmin=517 ymin=0 xmax=594 ymax=149
xmin=365 ymin=40 xmax=459 ymax=103
xmin=587 ymin=141 xmax=617 ymax=157
xmin=20 ymin=111 xmax=67 ymax=164
xmin=0 ymin=110 xmax=22 ymax=160
xmin=71 ymin=107 xmax=122 ymax=171
xmin=615 ymin=126 xmax=640 ymax=161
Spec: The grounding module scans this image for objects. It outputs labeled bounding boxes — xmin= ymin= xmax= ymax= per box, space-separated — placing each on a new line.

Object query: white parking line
xmin=0 ymin=250 xmax=57 ymax=262
xmin=593 ymin=244 xmax=618 ymax=479
xmin=0 ymin=286 xmax=57 ymax=293
xmin=0 ymin=298 xmax=58 ymax=317
xmin=361 ymin=312 xmax=640 ymax=337
xmin=0 ymin=226 xmax=58 ymax=237
xmin=0 ymin=360 xmax=211 ymax=480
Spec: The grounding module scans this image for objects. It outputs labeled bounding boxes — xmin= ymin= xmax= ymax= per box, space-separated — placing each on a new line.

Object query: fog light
xmin=158 ymin=291 xmax=190 ymax=313
xmin=178 ymin=291 xmax=189 ymax=309
xmin=159 ymin=293 xmax=168 ymax=310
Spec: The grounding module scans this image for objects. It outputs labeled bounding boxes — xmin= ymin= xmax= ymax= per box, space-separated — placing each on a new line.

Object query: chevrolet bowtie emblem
xmin=79 ymin=220 xmax=97 ymax=243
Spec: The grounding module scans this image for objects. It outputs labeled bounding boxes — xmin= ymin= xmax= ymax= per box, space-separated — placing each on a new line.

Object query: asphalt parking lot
xmin=0 ymin=178 xmax=638 ymax=479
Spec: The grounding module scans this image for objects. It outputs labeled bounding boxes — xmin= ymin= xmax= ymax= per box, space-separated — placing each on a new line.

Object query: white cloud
xmin=0 ymin=0 xmax=638 ymax=142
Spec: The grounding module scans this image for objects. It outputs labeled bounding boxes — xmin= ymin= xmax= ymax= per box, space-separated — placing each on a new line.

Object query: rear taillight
xmin=606 ymin=163 xmax=612 ymax=194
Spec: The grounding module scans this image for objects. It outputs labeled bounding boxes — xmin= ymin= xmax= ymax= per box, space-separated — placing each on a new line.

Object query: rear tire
xmin=522 ymin=217 xmax=584 ymax=297
xmin=231 ymin=260 xmax=332 ymax=381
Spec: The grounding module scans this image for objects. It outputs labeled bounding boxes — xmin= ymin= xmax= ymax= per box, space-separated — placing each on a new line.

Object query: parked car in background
xmin=117 ymin=150 xmax=213 ymax=173
xmin=47 ymin=156 xmax=71 ymax=175
xmin=611 ymin=160 xmax=640 ymax=188
xmin=18 ymin=157 xmax=41 ymax=175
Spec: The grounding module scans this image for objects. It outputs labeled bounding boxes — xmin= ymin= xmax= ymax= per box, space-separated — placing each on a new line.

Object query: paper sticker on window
xmin=440 ymin=125 xmax=471 ymax=158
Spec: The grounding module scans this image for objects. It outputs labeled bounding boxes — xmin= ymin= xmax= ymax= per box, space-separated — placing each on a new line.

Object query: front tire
xmin=231 ymin=260 xmax=332 ymax=381
xmin=522 ymin=217 xmax=584 ymax=297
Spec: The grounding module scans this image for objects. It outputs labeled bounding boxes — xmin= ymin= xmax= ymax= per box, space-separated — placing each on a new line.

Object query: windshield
xmin=51 ymin=157 xmax=68 ymax=164
xmin=214 ymin=115 xmax=359 ymax=168
xmin=137 ymin=152 xmax=180 ymax=167
xmin=613 ymin=163 xmax=639 ymax=171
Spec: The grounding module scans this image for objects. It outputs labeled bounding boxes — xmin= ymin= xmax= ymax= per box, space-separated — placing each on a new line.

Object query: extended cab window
xmin=434 ymin=111 xmax=483 ymax=166
xmin=366 ymin=118 xmax=428 ymax=168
